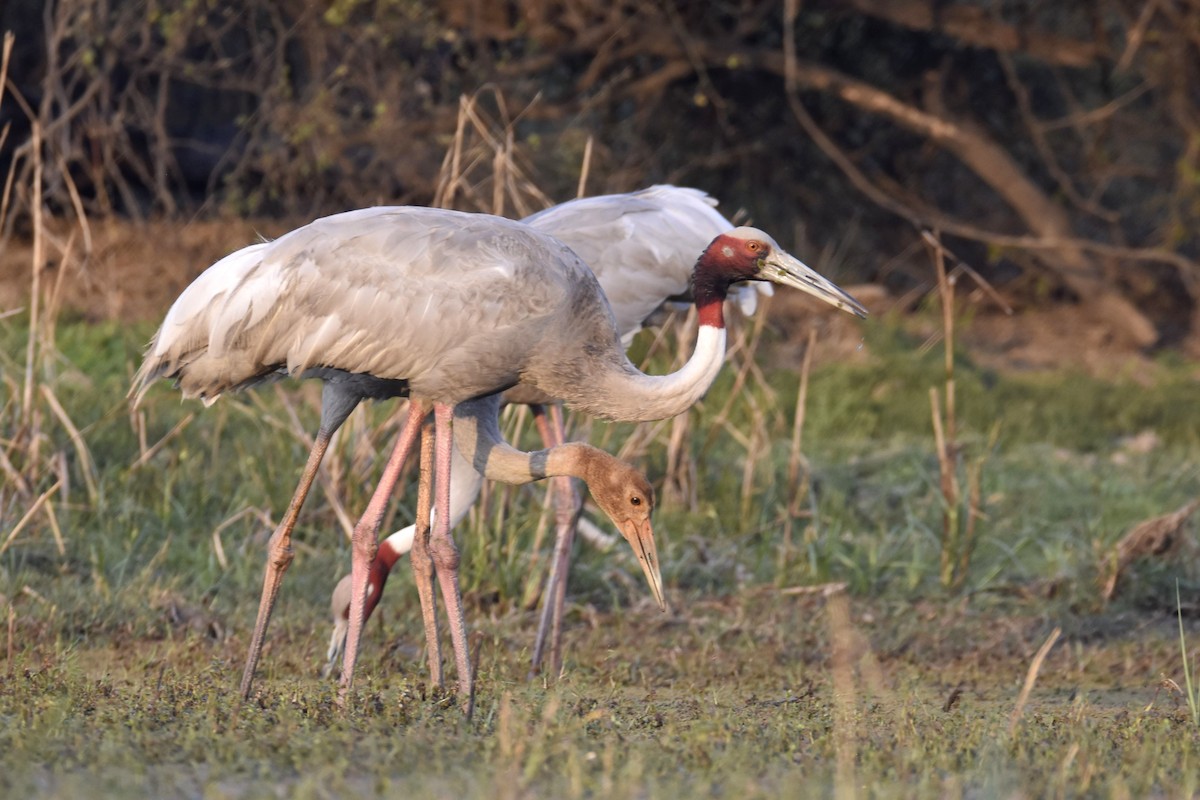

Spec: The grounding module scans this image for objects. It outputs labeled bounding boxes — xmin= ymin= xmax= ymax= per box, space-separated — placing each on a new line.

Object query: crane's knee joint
xmin=351 ymin=543 xmax=378 ymax=566
xmin=267 ymin=538 xmax=294 ymax=570
xmin=430 ymin=538 xmax=460 ymax=571
xmin=410 ymin=549 xmax=434 ymax=577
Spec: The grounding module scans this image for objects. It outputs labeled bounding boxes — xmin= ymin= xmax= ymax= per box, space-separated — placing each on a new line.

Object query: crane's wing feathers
xmin=524 ymin=185 xmax=740 ymax=338
xmin=132 ymin=185 xmax=773 ymax=408
xmin=133 ymin=207 xmax=607 ymax=406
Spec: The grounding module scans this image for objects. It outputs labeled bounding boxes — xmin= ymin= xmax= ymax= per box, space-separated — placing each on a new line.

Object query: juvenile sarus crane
xmin=324 ymin=186 xmax=781 ymax=677
xmin=132 ymin=205 xmax=866 ymax=705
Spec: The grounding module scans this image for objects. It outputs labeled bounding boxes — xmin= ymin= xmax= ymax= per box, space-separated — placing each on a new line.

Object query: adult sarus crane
xmin=132 ymin=205 xmax=866 ymax=704
xmin=324 ymin=186 xmax=782 ymax=677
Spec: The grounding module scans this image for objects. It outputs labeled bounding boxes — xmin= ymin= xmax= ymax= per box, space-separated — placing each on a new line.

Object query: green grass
xmin=3 ymin=314 xmax=1200 ymax=797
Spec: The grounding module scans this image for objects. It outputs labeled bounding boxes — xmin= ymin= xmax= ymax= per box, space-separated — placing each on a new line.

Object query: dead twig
xmin=779 ymin=325 xmax=818 ymax=575
xmin=780 ymin=581 xmax=847 ymax=597
xmin=129 ymin=412 xmax=196 ymax=471
xmin=1009 ymin=627 xmax=1062 ymax=736
xmin=0 ymin=480 xmax=63 ymax=557
xmin=211 ymin=506 xmax=274 ymax=571
xmin=40 ymin=384 xmax=98 ymax=503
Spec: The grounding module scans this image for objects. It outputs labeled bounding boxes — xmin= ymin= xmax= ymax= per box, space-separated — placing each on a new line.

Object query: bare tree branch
xmin=832 ymin=0 xmax=1108 ymax=68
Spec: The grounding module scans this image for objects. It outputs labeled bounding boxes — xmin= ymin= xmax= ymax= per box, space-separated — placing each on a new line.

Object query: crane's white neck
xmin=549 ymin=250 xmax=735 ymax=422
xmin=378 ymin=529 xmax=415 ymax=562
xmin=569 ymin=320 xmax=726 ymax=423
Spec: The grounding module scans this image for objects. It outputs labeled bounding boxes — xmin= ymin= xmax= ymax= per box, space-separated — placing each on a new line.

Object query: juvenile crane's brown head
xmin=578 ymin=449 xmax=664 ymax=611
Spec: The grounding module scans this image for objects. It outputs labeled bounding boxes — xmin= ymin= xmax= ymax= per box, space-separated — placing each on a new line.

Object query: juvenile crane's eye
xmin=630 ymin=495 xmax=642 ymax=506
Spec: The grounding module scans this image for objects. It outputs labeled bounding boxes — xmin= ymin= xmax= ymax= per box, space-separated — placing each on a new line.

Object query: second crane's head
xmin=695 ymin=226 xmax=868 ymax=320
xmin=580 ymin=452 xmax=664 ymax=612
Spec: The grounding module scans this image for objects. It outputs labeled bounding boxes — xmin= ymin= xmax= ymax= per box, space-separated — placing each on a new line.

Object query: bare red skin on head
xmin=340 ymin=538 xmax=406 ymax=622
xmin=693 ymin=232 xmax=768 ymax=328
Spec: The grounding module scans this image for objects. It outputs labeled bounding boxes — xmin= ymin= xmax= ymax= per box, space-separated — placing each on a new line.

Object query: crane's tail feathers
xmin=128 ymin=348 xmax=225 ymax=409
xmin=128 ymin=348 xmax=166 ymax=409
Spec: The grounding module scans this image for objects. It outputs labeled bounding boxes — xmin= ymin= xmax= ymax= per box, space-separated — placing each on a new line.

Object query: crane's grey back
xmin=133 ymin=206 xmax=622 ymax=406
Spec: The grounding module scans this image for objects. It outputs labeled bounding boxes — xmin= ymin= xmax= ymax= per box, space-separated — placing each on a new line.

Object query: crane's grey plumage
xmin=133 ymin=201 xmax=865 ymax=706
xmin=135 ymin=208 xmax=613 ymax=410
xmin=323 ymin=186 xmax=778 ymax=678
xmin=523 ymin=185 xmax=769 ymax=337
xmin=134 ymin=204 xmax=808 ymax=421
xmin=318 ymin=187 xmax=868 ymax=680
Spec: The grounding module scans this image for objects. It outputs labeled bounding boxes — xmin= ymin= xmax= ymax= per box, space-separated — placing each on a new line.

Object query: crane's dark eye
xmin=630 ymin=495 xmax=642 ymax=506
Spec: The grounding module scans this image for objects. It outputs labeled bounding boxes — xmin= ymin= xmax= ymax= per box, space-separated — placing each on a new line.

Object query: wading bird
xmin=325 ymin=186 xmax=777 ymax=678
xmin=133 ymin=205 xmax=866 ymax=705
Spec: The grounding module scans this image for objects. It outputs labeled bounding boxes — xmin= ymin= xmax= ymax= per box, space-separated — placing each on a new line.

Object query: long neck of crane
xmin=555 ymin=267 xmax=730 ymax=423
xmin=452 ymin=395 xmax=600 ymax=484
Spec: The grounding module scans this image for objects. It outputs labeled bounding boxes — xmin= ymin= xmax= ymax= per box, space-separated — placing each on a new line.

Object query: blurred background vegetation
xmin=3 ymin=9 xmax=1200 ymax=795
xmin=2 ymin=0 xmax=1200 ymax=350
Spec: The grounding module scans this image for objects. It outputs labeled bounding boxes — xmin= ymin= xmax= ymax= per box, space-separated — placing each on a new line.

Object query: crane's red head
xmin=703 ymin=228 xmax=776 ymax=282
xmin=694 ymin=227 xmax=868 ymax=327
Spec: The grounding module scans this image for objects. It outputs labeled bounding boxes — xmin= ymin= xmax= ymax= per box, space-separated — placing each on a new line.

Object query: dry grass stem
xmin=40 ymin=225 xmax=78 ymax=353
xmin=929 ymin=388 xmax=953 ymax=499
xmin=129 ymin=412 xmax=195 ymax=471
xmin=705 ymin=311 xmax=769 ymax=443
xmin=576 ymin=135 xmax=594 ymax=198
xmin=5 ymin=602 xmax=13 ymax=674
xmin=919 ymin=230 xmax=1014 ymax=315
xmin=211 ymin=507 xmax=273 ymax=571
xmin=22 ymin=120 xmax=44 ymax=434
xmin=0 ymin=479 xmax=62 ymax=557
xmin=788 ymin=326 xmax=818 ymax=487
xmin=39 ymin=488 xmax=65 ymax=556
xmin=0 ymin=28 xmax=18 ymax=232
xmin=827 ymin=592 xmax=860 ymax=800
xmin=932 ymin=234 xmax=957 ymax=442
xmin=925 ymin=230 xmax=991 ymax=590
xmin=780 ymin=581 xmax=847 ymax=596
xmin=434 ymin=89 xmax=552 ymax=218
xmin=40 ymin=384 xmax=98 ymax=502
xmin=131 ymin=408 xmax=148 ymax=460
xmin=0 ymin=433 xmax=31 ymax=498
xmin=738 ymin=405 xmax=766 ymax=518
xmin=1009 ymin=626 xmax=1062 ymax=736
xmin=780 ymin=326 xmax=818 ymax=572
xmin=663 ymin=412 xmax=697 ymax=508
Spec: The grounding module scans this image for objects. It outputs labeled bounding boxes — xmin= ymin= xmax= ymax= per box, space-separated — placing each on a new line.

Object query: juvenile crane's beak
xmin=618 ymin=519 xmax=666 ymax=611
xmin=762 ymin=250 xmax=868 ymax=318
xmin=322 ymin=573 xmax=353 ymax=678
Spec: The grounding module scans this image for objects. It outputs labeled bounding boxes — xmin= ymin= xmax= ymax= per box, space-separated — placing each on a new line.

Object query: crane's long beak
xmin=762 ymin=250 xmax=868 ymax=318
xmin=618 ymin=519 xmax=666 ymax=611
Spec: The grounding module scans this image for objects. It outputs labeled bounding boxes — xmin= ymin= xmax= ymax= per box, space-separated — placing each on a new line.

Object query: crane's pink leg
xmin=240 ymin=425 xmax=338 ymax=699
xmin=529 ymin=402 xmax=583 ymax=679
xmin=429 ymin=402 xmax=473 ymax=704
xmin=410 ymin=415 xmax=443 ymax=688
xmin=339 ymin=400 xmax=429 ymax=699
